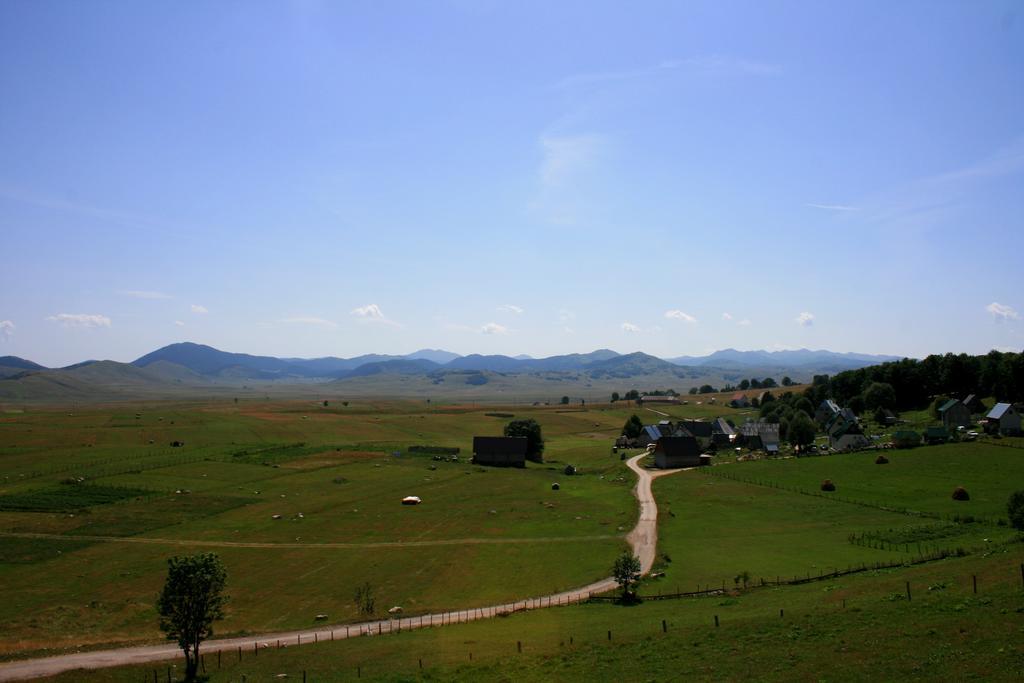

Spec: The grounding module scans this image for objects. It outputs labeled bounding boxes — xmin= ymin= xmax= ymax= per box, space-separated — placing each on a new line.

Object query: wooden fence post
xmin=973 ymin=575 xmax=978 ymax=594
xmin=714 ymin=615 xmax=719 ymax=627
xmin=905 ymin=581 xmax=912 ymax=601
xmin=662 ymin=619 xmax=667 ymax=633
xmin=517 ymin=641 xmax=522 ymax=653
xmin=779 ymin=609 xmax=784 ymax=618
xmin=607 ymin=630 xmax=612 ymax=641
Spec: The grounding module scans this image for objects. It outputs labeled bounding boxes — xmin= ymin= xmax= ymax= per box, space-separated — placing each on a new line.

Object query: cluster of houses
xmin=937 ymin=395 xmax=1021 ymax=435
xmin=615 ymin=417 xmax=782 ymax=467
xmin=814 ymin=399 xmax=871 ymax=451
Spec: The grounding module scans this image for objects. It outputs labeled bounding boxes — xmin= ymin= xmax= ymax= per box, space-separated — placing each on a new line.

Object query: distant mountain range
xmin=0 ymin=344 xmax=903 ymax=402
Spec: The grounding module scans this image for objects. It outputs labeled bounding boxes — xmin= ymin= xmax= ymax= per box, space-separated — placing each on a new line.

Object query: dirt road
xmin=0 ymin=454 xmax=681 ymax=681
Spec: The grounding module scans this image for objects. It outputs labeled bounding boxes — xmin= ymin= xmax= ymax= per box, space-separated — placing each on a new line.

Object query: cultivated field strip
xmin=0 ymin=530 xmax=619 ymax=549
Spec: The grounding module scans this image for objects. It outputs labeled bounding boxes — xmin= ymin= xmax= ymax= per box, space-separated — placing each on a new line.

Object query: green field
xmin=0 ymin=400 xmax=663 ymax=655
xmin=2 ymin=398 xmax=1023 ymax=680
xmin=30 ymin=549 xmax=1024 ymax=681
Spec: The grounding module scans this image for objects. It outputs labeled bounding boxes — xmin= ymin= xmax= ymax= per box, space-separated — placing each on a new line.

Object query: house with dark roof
xmin=826 ymin=410 xmax=870 ymax=451
xmin=678 ymin=419 xmax=714 ymax=449
xmin=814 ymin=399 xmax=841 ymax=427
xmin=652 ymin=436 xmax=704 ymax=469
xmin=730 ymin=393 xmax=750 ymax=408
xmin=985 ymin=403 xmax=1021 ymax=435
xmin=472 ymin=436 xmax=528 ymax=468
xmin=937 ymin=399 xmax=971 ymax=429
xmin=639 ymin=395 xmax=680 ymax=405
xmin=738 ymin=421 xmax=781 ymax=453
xmin=961 ymin=394 xmax=986 ymax=414
xmin=711 ymin=418 xmax=736 ymax=446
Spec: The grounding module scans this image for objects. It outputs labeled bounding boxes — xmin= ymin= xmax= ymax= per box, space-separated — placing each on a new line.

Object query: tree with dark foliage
xmin=504 ymin=418 xmax=545 ymax=462
xmin=157 ymin=553 xmax=227 ymax=682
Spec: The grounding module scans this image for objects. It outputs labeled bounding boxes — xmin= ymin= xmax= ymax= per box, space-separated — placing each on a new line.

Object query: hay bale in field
xmin=551 ymin=482 xmax=560 ymax=490
xmin=952 ymin=486 xmax=970 ymax=501
xmin=875 ymin=454 xmax=889 ymax=464
xmin=821 ymin=479 xmax=836 ymax=492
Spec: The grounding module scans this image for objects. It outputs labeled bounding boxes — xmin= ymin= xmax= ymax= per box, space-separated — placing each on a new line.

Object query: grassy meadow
xmin=2 ymin=395 xmax=1023 ymax=680
xmin=1 ymin=398 xmax=704 ymax=656
xmin=31 ymin=548 xmax=1024 ymax=681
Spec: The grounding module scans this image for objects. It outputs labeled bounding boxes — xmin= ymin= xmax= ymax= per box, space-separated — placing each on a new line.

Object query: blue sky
xmin=2 ymin=1 xmax=1022 ymax=367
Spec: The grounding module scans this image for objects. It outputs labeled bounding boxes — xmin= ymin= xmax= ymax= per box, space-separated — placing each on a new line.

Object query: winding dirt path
xmin=0 ymin=454 xmax=683 ymax=681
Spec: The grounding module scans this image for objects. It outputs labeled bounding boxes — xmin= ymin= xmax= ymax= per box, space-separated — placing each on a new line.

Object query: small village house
xmin=937 ymin=399 xmax=972 ymax=429
xmin=814 ymin=399 xmax=841 ymax=427
xmin=730 ymin=392 xmax=750 ymax=408
xmin=985 ymin=403 xmax=1022 ymax=435
xmin=652 ymin=436 xmax=704 ymax=469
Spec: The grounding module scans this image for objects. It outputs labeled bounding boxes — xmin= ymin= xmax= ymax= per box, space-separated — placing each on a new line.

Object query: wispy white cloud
xmin=737 ymin=319 xmax=752 ymax=326
xmin=497 ymin=304 xmax=524 ymax=315
xmin=621 ymin=322 xmax=641 ymax=333
xmin=559 ymin=309 xmax=576 ymax=324
xmin=174 ymin=320 xmax=185 ymax=327
xmin=46 ymin=313 xmax=111 ymax=328
xmin=0 ymin=320 xmax=13 ymax=340
xmin=795 ymin=311 xmax=815 ymax=327
xmin=539 ymin=134 xmax=604 ymax=189
xmin=480 ymin=322 xmax=508 ymax=335
xmin=351 ymin=303 xmax=400 ymax=327
xmin=555 ymin=55 xmax=781 ymax=90
xmin=721 ymin=312 xmax=733 ymax=321
xmin=664 ymin=309 xmax=697 ymax=323
xmin=281 ymin=317 xmax=339 ymax=328
xmin=191 ymin=304 xmax=209 ymax=314
xmin=119 ymin=289 xmax=173 ymax=300
xmin=986 ymin=302 xmax=1020 ymax=321
xmin=805 ymin=203 xmax=859 ymax=212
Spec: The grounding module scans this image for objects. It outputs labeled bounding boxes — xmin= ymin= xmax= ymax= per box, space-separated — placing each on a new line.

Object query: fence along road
xmin=0 ymin=454 xmax=683 ymax=682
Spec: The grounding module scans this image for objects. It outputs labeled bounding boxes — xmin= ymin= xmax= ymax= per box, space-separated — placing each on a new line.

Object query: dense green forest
xmin=806 ymin=350 xmax=1024 ymax=412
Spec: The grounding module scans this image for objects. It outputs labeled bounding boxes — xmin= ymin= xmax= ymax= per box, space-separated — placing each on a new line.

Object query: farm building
xmin=738 ymin=421 xmax=780 ymax=453
xmin=985 ymin=403 xmax=1021 ymax=435
xmin=826 ymin=410 xmax=869 ymax=451
xmin=471 ymin=436 xmax=528 ymax=468
xmin=962 ymin=394 xmax=986 ymax=414
xmin=639 ymin=395 xmax=680 ymax=405
xmin=937 ymin=399 xmax=972 ymax=429
xmin=730 ymin=393 xmax=750 ymax=408
xmin=711 ymin=417 xmax=736 ymax=446
xmin=814 ymin=399 xmax=841 ymax=426
xmin=652 ymin=436 xmax=704 ymax=469
xmin=678 ymin=419 xmax=714 ymax=449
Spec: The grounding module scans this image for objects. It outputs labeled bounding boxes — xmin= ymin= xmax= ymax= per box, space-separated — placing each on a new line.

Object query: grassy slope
xmin=34 ymin=549 xmax=1024 ymax=681
xmin=0 ymin=401 xmax=659 ymax=654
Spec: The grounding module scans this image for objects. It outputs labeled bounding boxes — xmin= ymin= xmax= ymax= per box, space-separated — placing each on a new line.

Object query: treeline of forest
xmin=807 ymin=350 xmax=1024 ymax=412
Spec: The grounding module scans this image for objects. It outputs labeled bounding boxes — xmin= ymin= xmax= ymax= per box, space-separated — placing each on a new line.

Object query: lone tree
xmin=504 ymin=418 xmax=545 ymax=463
xmin=353 ymin=581 xmax=375 ymax=616
xmin=612 ymin=550 xmax=642 ymax=602
xmin=157 ymin=553 xmax=228 ymax=682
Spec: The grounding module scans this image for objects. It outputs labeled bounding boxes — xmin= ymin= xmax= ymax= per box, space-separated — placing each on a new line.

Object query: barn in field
xmin=652 ymin=436 xmax=704 ymax=469
xmin=985 ymin=403 xmax=1021 ymax=435
xmin=937 ymin=399 xmax=971 ymax=429
xmin=472 ymin=436 xmax=528 ymax=468
xmin=730 ymin=393 xmax=750 ymax=408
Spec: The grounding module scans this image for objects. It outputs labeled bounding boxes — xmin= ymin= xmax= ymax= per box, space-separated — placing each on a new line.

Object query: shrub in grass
xmin=875 ymin=454 xmax=889 ymax=464
xmin=951 ymin=486 xmax=970 ymax=501
xmin=1006 ymin=490 xmax=1024 ymax=530
xmin=821 ymin=479 xmax=836 ymax=492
